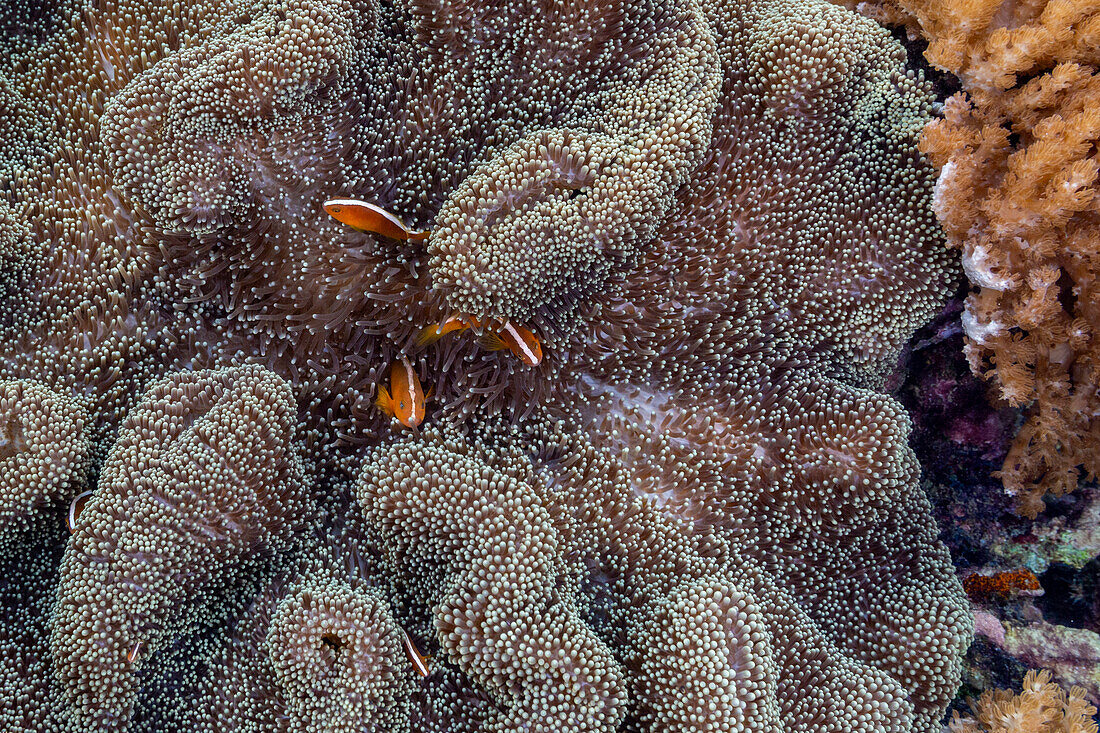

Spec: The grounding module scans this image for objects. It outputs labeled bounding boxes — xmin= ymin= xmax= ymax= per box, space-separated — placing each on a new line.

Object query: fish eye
xmin=399 ymin=401 xmax=406 ymax=410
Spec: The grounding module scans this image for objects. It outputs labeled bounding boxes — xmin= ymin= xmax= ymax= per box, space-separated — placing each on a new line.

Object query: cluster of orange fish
xmin=323 ymin=199 xmax=543 ymax=429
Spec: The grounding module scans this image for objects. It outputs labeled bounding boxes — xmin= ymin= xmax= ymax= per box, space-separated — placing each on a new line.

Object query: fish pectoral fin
xmin=375 ymin=386 xmax=395 ymax=417
xmin=414 ymin=325 xmax=444 ymax=349
xmin=424 ymin=385 xmax=434 ymax=402
xmin=477 ymin=331 xmax=508 ymax=352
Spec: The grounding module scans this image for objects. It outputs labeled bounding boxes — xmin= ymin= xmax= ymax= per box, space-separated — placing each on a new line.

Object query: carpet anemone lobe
xmin=0 ymin=0 xmax=968 ymax=730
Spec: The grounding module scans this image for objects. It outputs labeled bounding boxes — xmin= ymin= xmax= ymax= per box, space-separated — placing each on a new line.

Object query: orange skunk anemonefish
xmin=416 ymin=315 xmax=543 ymax=366
xmin=323 ymin=198 xmax=429 ymax=241
xmin=401 ymin=629 xmax=432 ymax=678
xmin=66 ymin=489 xmax=95 ymax=534
xmin=375 ymin=356 xmax=428 ymax=429
xmin=478 ymin=320 xmax=543 ymax=366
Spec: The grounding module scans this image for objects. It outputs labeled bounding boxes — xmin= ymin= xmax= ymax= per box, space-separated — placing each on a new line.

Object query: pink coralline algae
xmin=0 ymin=0 xmax=970 ymax=731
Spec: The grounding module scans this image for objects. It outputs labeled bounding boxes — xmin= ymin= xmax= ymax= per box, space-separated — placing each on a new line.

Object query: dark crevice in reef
xmin=1039 ymin=484 xmax=1093 ymax=527
xmin=899 ymin=294 xmax=1100 ymax=725
xmin=894 ymin=290 xmax=1029 ymax=569
xmin=890 ymin=27 xmax=963 ymax=104
xmin=1037 ymin=558 xmax=1100 ymax=634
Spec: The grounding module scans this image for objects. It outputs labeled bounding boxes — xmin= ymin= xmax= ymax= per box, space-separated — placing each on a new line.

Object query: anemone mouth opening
xmin=320 ymin=633 xmax=343 ymax=653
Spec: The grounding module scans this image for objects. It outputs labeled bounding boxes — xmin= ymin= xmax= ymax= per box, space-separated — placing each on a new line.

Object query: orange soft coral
xmin=949 ymin=669 xmax=1099 ymax=733
xmin=919 ymin=55 xmax=1100 ymax=517
xmin=847 ymin=0 xmax=1100 ymax=517
xmin=844 ymin=0 xmax=1100 ymax=93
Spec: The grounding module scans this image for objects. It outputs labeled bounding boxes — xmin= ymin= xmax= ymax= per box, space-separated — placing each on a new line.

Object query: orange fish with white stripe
xmin=478 ymin=320 xmax=542 ymax=366
xmin=416 ymin=315 xmax=542 ymax=366
xmin=66 ymin=490 xmax=94 ymax=534
xmin=323 ymin=198 xmax=429 ymax=241
xmin=376 ymin=356 xmax=428 ymax=428
xmin=401 ymin=629 xmax=432 ymax=678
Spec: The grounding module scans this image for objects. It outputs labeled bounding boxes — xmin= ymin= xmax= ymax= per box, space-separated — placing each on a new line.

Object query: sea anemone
xmin=0 ymin=0 xmax=968 ymax=729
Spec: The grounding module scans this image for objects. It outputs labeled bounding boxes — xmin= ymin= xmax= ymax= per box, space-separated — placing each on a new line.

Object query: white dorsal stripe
xmin=402 ymin=630 xmax=430 ymax=677
xmin=67 ymin=490 xmax=94 ymax=533
xmin=401 ymin=357 xmax=416 ymax=393
xmin=502 ymin=321 xmax=538 ymax=364
xmin=67 ymin=499 xmax=78 ymax=532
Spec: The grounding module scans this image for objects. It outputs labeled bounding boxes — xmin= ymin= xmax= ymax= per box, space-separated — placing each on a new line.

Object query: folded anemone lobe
xmin=50 ymin=365 xmax=305 ymax=728
xmin=196 ymin=490 xmax=415 ymax=732
xmin=555 ymin=0 xmax=956 ymax=409
xmin=542 ymin=376 xmax=969 ymax=731
xmin=428 ymin=0 xmax=721 ymax=328
xmin=264 ymin=579 xmax=411 ymax=732
xmin=358 ymin=429 xmax=628 ymax=732
xmin=101 ymin=0 xmax=369 ymax=236
xmin=0 ymin=379 xmax=86 ymax=732
xmin=0 ymin=380 xmax=88 ymax=532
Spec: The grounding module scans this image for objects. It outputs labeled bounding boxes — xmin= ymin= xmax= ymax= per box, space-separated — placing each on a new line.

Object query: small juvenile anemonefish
xmin=127 ymin=641 xmax=144 ymax=664
xmin=66 ymin=489 xmax=95 ymax=534
xmin=401 ymin=629 xmax=431 ymax=678
xmin=376 ymin=356 xmax=428 ymax=429
xmin=323 ymin=198 xmax=429 ymax=241
xmin=416 ymin=315 xmax=543 ymax=366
